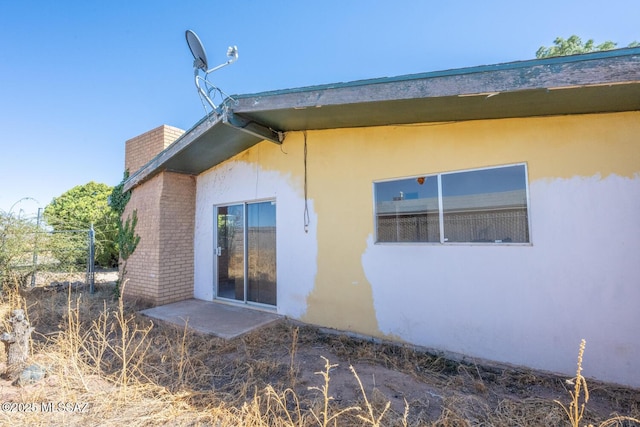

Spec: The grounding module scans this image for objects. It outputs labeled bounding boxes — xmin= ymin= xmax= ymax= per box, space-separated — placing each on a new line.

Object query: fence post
xmin=30 ymin=208 xmax=42 ymax=288
xmin=87 ymin=224 xmax=95 ymax=293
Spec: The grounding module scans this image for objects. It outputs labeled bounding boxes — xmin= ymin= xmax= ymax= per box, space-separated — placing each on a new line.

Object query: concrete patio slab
xmin=140 ymin=299 xmax=281 ymax=339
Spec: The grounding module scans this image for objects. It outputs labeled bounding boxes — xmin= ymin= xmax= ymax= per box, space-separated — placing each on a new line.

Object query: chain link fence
xmin=30 ymin=226 xmax=95 ymax=292
xmin=1 ymin=210 xmax=95 ymax=292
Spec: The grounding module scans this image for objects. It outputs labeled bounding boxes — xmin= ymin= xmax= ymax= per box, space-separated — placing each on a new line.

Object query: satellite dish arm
xmin=194 ymin=46 xmax=238 ymax=110
xmin=194 ymin=69 xmax=216 ymax=110
xmin=186 ymin=30 xmax=239 ymax=113
xmin=203 ymin=46 xmax=238 ymax=75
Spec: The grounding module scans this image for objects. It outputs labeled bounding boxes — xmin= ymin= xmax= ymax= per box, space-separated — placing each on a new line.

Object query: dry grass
xmin=555 ymin=339 xmax=640 ymax=427
xmin=0 ymin=278 xmax=637 ymax=426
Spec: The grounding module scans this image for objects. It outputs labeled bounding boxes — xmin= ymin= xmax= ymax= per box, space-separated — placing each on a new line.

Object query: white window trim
xmin=373 ymin=163 xmax=533 ymax=246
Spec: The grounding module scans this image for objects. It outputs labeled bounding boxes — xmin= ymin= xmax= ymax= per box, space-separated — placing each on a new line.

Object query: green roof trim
xmin=231 ymin=46 xmax=640 ymax=100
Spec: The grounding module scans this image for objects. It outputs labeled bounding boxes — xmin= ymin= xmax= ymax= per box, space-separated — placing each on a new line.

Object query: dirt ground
xmin=274 ymin=324 xmax=639 ymax=423
xmin=1 ymin=271 xmax=638 ymax=426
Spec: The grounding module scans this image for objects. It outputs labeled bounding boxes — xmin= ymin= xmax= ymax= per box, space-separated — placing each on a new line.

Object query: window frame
xmin=373 ymin=163 xmax=532 ymax=246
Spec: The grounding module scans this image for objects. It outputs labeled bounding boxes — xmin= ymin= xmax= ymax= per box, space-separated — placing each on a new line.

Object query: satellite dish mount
xmin=184 ymin=29 xmax=285 ymax=145
xmin=186 ymin=30 xmax=238 ymax=113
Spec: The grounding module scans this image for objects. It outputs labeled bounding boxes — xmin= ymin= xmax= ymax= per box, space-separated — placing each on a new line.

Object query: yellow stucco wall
xmin=222 ymin=111 xmax=640 ymax=337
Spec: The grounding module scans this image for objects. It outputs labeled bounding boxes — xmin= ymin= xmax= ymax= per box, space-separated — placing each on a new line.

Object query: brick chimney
xmin=125 ymin=125 xmax=184 ymax=174
xmin=121 ymin=125 xmax=196 ymax=306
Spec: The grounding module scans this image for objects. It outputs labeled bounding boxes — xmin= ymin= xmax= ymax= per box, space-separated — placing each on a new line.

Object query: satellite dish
xmin=185 ymin=30 xmax=239 ymax=112
xmin=186 ymin=30 xmax=208 ymax=70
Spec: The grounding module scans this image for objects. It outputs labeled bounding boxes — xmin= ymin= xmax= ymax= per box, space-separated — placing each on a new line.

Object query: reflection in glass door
xmin=247 ymin=201 xmax=277 ymax=305
xmin=216 ymin=204 xmax=245 ymax=301
xmin=216 ymin=201 xmax=276 ymax=306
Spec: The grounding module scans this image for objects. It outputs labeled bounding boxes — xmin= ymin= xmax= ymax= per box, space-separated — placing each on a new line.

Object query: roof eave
xmin=123 ymin=47 xmax=640 ymax=192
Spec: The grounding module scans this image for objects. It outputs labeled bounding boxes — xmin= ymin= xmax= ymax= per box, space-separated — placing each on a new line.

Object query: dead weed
xmin=0 ymin=280 xmax=637 ymax=426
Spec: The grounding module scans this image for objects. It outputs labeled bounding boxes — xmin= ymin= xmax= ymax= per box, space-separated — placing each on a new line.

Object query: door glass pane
xmin=217 ymin=204 xmax=245 ymax=301
xmin=247 ymin=201 xmax=277 ymax=305
xmin=441 ymin=165 xmax=529 ymax=243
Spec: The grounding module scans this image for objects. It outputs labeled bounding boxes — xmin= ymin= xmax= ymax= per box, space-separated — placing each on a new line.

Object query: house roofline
xmin=232 ymin=46 xmax=640 ymax=100
xmin=124 ymin=47 xmax=640 ymax=192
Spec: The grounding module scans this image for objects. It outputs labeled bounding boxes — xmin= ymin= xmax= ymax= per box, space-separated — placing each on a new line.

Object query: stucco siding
xmin=193 ymin=111 xmax=640 ymax=387
xmin=194 ymin=156 xmax=318 ymax=319
xmin=362 ymin=174 xmax=640 ymax=387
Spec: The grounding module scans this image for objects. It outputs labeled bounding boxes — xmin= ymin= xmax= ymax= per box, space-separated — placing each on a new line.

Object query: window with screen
xmin=374 ymin=164 xmax=530 ymax=244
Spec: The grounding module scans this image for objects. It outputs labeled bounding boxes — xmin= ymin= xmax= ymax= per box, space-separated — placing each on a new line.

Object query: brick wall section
xmin=122 ymin=125 xmax=195 ymax=306
xmin=125 ymin=125 xmax=185 ymax=174
xmin=157 ymin=172 xmax=195 ymax=305
xmin=122 ymin=174 xmax=162 ymax=303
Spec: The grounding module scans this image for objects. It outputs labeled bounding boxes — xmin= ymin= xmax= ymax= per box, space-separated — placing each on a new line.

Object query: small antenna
xmin=185 ymin=30 xmax=238 ymax=113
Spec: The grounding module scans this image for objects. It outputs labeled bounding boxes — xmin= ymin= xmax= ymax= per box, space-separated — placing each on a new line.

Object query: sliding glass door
xmin=216 ymin=204 xmax=245 ymax=301
xmin=216 ymin=201 xmax=276 ymax=306
xmin=247 ymin=201 xmax=277 ymax=305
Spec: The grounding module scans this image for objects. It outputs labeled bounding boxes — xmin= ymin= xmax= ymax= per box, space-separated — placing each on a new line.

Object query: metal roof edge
xmin=122 ymin=47 xmax=640 ymax=192
xmin=231 ymin=47 xmax=640 ymax=99
xmin=123 ymin=113 xmax=223 ymax=192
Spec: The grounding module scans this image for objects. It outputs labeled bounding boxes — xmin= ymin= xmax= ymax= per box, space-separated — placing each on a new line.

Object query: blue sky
xmin=1 ymin=0 xmax=638 ymax=217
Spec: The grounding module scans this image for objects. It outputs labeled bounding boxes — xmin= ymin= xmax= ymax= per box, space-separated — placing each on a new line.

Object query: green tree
xmin=44 ymin=182 xmax=118 ymax=269
xmin=536 ymin=35 xmax=639 ymax=58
